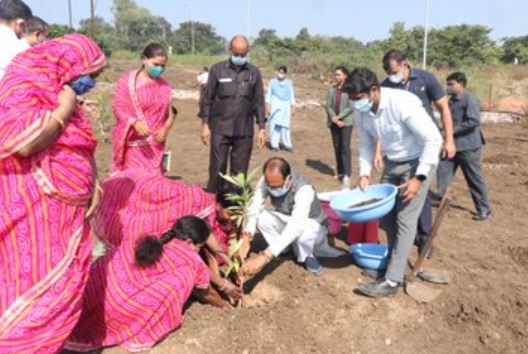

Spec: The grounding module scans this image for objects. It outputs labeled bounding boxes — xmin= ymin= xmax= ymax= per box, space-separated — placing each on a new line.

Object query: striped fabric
xmin=111 ymin=70 xmax=172 ymax=174
xmin=65 ymin=170 xmax=220 ymax=352
xmin=0 ymin=34 xmax=106 ymax=353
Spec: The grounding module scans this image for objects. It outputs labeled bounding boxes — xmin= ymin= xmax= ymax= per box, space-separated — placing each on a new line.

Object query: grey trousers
xmin=380 ymin=158 xmax=433 ymax=283
xmin=437 ymin=147 xmax=491 ymax=214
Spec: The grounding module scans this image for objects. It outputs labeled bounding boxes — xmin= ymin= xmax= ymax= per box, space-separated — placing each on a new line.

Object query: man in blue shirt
xmin=437 ymin=72 xmax=491 ymax=220
xmin=379 ymin=50 xmax=455 ymax=257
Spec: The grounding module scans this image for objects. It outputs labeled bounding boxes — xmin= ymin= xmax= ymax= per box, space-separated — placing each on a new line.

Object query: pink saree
xmin=64 ymin=170 xmax=224 ymax=352
xmin=111 ymin=70 xmax=172 ymax=174
xmin=0 ymin=34 xmax=106 ymax=353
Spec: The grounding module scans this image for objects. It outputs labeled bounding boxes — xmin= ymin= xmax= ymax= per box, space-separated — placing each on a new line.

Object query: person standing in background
xmin=325 ymin=66 xmax=355 ymax=189
xmin=199 ymin=35 xmax=266 ymax=194
xmin=0 ymin=0 xmax=32 ymax=81
xmin=266 ymin=66 xmax=296 ymax=152
xmin=197 ymin=66 xmax=209 ymax=113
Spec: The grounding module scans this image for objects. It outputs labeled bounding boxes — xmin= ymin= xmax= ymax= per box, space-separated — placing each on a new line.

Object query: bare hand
xmin=133 ymin=120 xmax=151 ymax=137
xmin=399 ymin=177 xmax=422 ymax=203
xmin=201 ymin=123 xmax=211 ymax=146
xmin=332 ymin=116 xmax=344 ymax=128
xmin=358 ymin=176 xmax=370 ymax=190
xmin=238 ymin=233 xmax=252 ymax=260
xmin=85 ymin=182 xmax=103 ymax=219
xmin=442 ymin=140 xmax=456 ymax=159
xmin=223 ymin=281 xmax=244 ymax=301
xmin=154 ymin=128 xmax=169 ymax=144
xmin=374 ymin=152 xmax=384 ymax=172
xmin=257 ymin=129 xmax=266 ymax=149
xmin=242 ymin=253 xmax=268 ymax=276
xmin=56 ymin=86 xmax=77 ymax=122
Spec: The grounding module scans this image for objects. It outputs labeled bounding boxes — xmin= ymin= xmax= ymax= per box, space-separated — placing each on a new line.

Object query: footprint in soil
xmin=508 ymin=246 xmax=528 ymax=269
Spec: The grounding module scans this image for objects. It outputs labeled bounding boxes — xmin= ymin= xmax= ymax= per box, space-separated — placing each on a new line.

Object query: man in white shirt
xmin=344 ymin=67 xmax=442 ymax=297
xmin=241 ymin=157 xmax=345 ymax=277
xmin=0 ymin=0 xmax=33 ymax=81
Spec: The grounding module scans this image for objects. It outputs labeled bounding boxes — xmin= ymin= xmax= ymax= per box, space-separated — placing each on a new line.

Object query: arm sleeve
xmin=401 ymin=98 xmax=442 ymax=176
xmin=425 ymin=71 xmax=446 ymax=102
xmin=254 ymin=70 xmax=266 ymax=129
xmin=357 ymin=114 xmax=376 ymax=177
xmin=244 ymin=177 xmax=267 ymax=235
xmin=194 ymin=256 xmax=211 ymax=289
xmin=337 ymin=103 xmax=354 ymax=120
xmin=198 ymin=66 xmax=218 ymax=121
xmin=112 ymin=74 xmax=138 ymax=125
xmin=265 ymin=81 xmax=272 ymax=104
xmin=268 ymin=186 xmax=315 ymax=257
xmin=454 ymin=95 xmax=481 ymax=135
xmin=325 ymin=88 xmax=336 ymax=117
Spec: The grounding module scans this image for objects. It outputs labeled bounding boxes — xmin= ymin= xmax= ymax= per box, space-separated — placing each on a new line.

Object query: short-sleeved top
xmin=381 ymin=67 xmax=445 ymax=121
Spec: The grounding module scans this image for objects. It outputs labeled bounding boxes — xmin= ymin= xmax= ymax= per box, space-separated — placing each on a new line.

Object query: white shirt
xmin=197 ymin=71 xmax=209 ymax=86
xmin=357 ymin=87 xmax=442 ymax=177
xmin=0 ymin=25 xmax=27 ymax=81
xmin=245 ymin=177 xmax=316 ymax=257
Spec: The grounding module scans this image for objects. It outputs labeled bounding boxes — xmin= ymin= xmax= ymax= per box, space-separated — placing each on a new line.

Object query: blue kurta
xmin=266 ymin=78 xmax=295 ymax=127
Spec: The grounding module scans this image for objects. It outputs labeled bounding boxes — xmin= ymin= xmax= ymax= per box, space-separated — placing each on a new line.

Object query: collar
xmin=451 ymin=90 xmax=468 ymax=101
xmin=407 ymin=66 xmax=418 ymax=80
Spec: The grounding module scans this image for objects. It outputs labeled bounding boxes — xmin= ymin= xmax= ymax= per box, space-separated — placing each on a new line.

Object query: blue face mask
xmin=231 ymin=55 xmax=248 ymax=66
xmin=267 ymin=176 xmax=291 ymax=198
xmin=353 ymin=98 xmax=374 ymax=113
xmin=69 ymin=75 xmax=96 ymax=96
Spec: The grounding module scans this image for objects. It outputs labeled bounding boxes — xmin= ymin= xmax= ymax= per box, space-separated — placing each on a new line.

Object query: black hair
xmin=141 ymin=42 xmax=167 ymax=59
xmin=203 ymin=66 xmax=209 ymax=72
xmin=171 ymin=105 xmax=178 ymax=116
xmin=26 ymin=15 xmax=48 ymax=34
xmin=278 ymin=66 xmax=287 ymax=74
xmin=446 ymin=71 xmax=467 ymax=87
xmin=263 ymin=156 xmax=291 ymax=179
xmin=134 ymin=215 xmax=210 ymax=267
xmin=342 ymin=67 xmax=380 ymax=96
xmin=335 ymin=65 xmax=349 ymax=77
xmin=0 ymin=0 xmax=32 ymax=21
xmin=382 ymin=49 xmax=407 ymax=72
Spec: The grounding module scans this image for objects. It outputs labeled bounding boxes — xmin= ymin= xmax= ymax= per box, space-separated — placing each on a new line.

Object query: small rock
xmin=385 ymin=338 xmax=392 ymax=346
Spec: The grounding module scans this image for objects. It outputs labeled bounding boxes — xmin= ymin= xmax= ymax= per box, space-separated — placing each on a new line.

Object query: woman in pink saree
xmin=65 ymin=171 xmax=243 ymax=352
xmin=111 ymin=43 xmax=174 ymax=174
xmin=0 ymin=34 xmax=106 ymax=353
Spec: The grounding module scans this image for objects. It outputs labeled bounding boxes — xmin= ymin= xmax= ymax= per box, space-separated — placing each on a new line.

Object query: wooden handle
xmin=408 ymin=191 xmax=451 ymax=282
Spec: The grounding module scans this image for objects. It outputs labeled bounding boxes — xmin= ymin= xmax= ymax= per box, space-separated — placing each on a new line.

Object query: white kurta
xmin=0 ymin=25 xmax=27 ymax=81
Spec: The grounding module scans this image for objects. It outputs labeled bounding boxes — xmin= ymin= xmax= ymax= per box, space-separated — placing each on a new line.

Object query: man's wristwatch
xmin=415 ymin=174 xmax=427 ymax=182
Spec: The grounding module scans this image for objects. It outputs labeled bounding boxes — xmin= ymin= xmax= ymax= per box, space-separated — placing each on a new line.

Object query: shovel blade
xmin=405 ymin=281 xmax=442 ymax=303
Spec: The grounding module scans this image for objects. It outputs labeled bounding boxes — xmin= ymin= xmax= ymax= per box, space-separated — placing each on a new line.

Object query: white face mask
xmin=267 ymin=176 xmax=291 ymax=198
xmin=388 ymin=69 xmax=405 ymax=84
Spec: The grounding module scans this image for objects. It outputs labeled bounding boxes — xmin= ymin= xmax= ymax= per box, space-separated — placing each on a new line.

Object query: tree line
xmin=49 ymin=0 xmax=528 ymax=70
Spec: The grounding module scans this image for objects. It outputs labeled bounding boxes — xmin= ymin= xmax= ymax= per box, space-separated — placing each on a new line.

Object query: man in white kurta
xmin=0 ymin=0 xmax=33 ymax=81
xmin=241 ymin=157 xmax=345 ymax=277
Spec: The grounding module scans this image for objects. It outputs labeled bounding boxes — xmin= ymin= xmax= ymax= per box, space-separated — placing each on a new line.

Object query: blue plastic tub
xmin=329 ymin=183 xmax=397 ymax=223
xmin=349 ymin=243 xmax=389 ymax=270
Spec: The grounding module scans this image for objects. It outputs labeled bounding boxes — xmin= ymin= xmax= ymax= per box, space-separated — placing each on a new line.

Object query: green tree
xmin=78 ymin=16 xmax=116 ymax=56
xmin=502 ymin=35 xmax=528 ymax=64
xmin=48 ymin=24 xmax=72 ymax=38
xmin=170 ymin=21 xmax=225 ymax=55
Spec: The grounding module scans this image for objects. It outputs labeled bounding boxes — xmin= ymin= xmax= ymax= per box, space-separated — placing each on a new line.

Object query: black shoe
xmin=270 ymin=147 xmax=279 ymax=152
xmin=282 ymin=146 xmax=293 ymax=153
xmin=356 ymin=278 xmax=401 ymax=298
xmin=473 ymin=210 xmax=491 ymax=221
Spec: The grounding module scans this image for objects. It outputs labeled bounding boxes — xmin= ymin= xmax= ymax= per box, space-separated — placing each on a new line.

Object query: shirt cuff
xmin=416 ymin=164 xmax=433 ymax=177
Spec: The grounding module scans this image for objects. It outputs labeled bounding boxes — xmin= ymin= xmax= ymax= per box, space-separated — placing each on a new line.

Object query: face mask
xmin=277 ymin=73 xmax=286 ymax=80
xmin=148 ymin=64 xmax=165 ymax=78
xmin=69 ymin=75 xmax=96 ymax=96
xmin=388 ymin=71 xmax=404 ymax=84
xmin=446 ymin=86 xmax=455 ymax=95
xmin=353 ymin=97 xmax=374 ymax=113
xmin=268 ymin=185 xmax=290 ymax=198
xmin=231 ymin=55 xmax=248 ymax=66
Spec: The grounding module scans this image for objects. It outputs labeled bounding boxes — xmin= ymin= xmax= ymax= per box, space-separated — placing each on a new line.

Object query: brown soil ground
xmin=72 ymin=64 xmax=528 ymax=354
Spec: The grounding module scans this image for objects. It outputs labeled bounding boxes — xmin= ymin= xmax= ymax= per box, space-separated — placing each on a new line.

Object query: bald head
xmin=263 ymin=157 xmax=291 ymax=188
xmin=230 ymin=35 xmax=250 ymax=56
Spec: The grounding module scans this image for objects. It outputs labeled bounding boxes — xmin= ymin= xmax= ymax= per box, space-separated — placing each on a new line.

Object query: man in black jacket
xmin=199 ymin=35 xmax=266 ymax=194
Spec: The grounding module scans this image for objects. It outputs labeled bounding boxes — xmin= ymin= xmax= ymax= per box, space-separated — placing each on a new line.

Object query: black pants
xmin=206 ymin=133 xmax=253 ymax=194
xmin=330 ymin=124 xmax=353 ymax=177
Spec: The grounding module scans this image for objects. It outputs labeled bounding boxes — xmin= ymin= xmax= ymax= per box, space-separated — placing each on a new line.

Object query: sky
xmin=25 ymin=0 xmax=526 ymax=43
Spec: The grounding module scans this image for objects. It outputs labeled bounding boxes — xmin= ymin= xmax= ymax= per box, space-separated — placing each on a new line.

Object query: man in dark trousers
xmin=437 ymin=72 xmax=491 ymax=220
xmin=379 ymin=49 xmax=455 ymax=257
xmin=199 ymin=34 xmax=266 ymax=194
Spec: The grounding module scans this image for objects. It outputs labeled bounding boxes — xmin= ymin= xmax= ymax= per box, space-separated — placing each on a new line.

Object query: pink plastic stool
xmin=347 ymin=220 xmax=379 ymax=244
xmin=320 ymin=200 xmax=342 ymax=235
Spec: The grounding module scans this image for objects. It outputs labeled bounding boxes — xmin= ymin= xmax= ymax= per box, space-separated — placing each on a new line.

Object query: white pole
xmin=422 ymin=0 xmax=430 ymax=69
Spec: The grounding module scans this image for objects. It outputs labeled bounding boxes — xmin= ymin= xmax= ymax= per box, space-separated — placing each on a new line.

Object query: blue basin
xmin=349 ymin=243 xmax=389 ymax=270
xmin=329 ymin=183 xmax=397 ymax=223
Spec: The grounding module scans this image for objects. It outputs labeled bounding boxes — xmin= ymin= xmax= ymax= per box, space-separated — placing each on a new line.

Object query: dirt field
xmin=79 ymin=64 xmax=528 ymax=354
